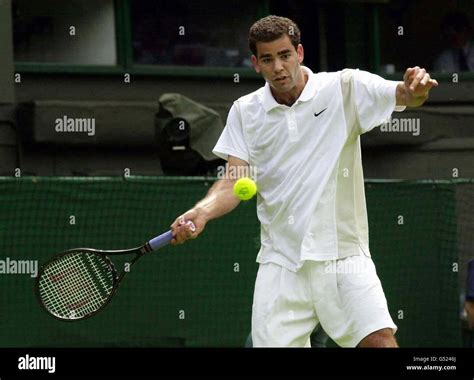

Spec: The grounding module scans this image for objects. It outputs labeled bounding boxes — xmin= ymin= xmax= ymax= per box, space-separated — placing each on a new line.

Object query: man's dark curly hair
xmin=249 ymin=15 xmax=301 ymax=56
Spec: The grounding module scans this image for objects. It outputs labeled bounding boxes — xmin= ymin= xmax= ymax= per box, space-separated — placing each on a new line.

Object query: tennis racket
xmin=35 ymin=222 xmax=195 ymax=321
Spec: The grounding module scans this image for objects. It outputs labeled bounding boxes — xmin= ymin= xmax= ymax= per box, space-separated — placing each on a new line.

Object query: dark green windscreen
xmin=0 ymin=177 xmax=467 ymax=347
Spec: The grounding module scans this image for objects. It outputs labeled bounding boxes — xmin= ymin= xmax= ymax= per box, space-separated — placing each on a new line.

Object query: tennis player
xmin=171 ymin=15 xmax=438 ymax=347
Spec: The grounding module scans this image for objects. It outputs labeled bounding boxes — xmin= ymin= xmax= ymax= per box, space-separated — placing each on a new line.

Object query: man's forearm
xmin=194 ymin=179 xmax=241 ymax=222
xmin=396 ymin=82 xmax=428 ymax=108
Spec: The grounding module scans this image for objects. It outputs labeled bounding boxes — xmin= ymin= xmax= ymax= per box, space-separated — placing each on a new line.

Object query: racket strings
xmin=38 ymin=252 xmax=115 ymax=319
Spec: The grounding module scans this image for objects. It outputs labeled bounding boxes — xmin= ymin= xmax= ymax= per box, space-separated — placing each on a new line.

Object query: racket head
xmin=35 ymin=249 xmax=119 ymax=321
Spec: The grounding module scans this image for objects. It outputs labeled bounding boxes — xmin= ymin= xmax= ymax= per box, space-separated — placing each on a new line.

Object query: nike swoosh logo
xmin=314 ymin=108 xmax=327 ymax=117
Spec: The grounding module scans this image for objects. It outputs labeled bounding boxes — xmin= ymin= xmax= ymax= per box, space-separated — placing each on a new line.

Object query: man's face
xmin=251 ymin=34 xmax=304 ymax=93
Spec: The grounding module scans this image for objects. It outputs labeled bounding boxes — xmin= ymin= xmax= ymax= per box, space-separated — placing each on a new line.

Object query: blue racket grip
xmin=148 ymin=230 xmax=173 ymax=251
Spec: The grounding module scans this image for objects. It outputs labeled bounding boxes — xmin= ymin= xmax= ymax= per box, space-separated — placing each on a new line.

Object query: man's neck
xmin=271 ymin=69 xmax=308 ymax=107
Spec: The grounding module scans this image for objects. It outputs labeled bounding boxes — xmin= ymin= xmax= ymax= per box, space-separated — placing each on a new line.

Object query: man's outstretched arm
xmin=396 ymin=66 xmax=439 ymax=108
xmin=170 ymin=155 xmax=248 ymax=245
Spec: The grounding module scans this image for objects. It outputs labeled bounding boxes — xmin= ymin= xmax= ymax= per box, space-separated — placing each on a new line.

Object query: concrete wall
xmin=2 ymin=0 xmax=473 ymax=179
xmin=0 ymin=0 xmax=14 ymax=104
xmin=0 ymin=0 xmax=17 ymax=177
xmin=10 ymin=72 xmax=474 ymax=179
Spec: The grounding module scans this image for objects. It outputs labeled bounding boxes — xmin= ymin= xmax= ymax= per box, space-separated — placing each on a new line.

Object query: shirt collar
xmin=262 ymin=66 xmax=317 ymax=112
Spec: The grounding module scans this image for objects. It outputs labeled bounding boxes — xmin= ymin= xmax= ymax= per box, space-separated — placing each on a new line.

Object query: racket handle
xmin=148 ymin=221 xmax=196 ymax=251
xmin=148 ymin=230 xmax=173 ymax=251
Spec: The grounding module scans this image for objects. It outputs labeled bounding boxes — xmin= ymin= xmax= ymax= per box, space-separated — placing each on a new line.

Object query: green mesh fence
xmin=0 ymin=177 xmax=469 ymax=347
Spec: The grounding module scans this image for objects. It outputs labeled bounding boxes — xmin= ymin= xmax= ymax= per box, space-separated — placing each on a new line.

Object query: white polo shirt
xmin=213 ymin=66 xmax=404 ymax=272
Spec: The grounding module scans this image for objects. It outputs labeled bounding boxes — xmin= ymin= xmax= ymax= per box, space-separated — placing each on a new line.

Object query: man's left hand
xmin=397 ymin=66 xmax=439 ymax=107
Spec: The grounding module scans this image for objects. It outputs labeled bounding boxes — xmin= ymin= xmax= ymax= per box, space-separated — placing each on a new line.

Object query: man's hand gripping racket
xmin=35 ymin=220 xmax=196 ymax=321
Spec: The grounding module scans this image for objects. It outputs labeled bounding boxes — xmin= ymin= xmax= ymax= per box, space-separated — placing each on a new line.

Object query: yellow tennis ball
xmin=233 ymin=177 xmax=257 ymax=201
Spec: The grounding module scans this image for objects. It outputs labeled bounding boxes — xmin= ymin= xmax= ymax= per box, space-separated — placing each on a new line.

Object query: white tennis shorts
xmin=251 ymin=255 xmax=397 ymax=347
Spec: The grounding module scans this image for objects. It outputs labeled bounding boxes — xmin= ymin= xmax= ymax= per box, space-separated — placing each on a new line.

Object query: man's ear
xmin=297 ymin=44 xmax=304 ymax=64
xmin=251 ymin=55 xmax=261 ymax=73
